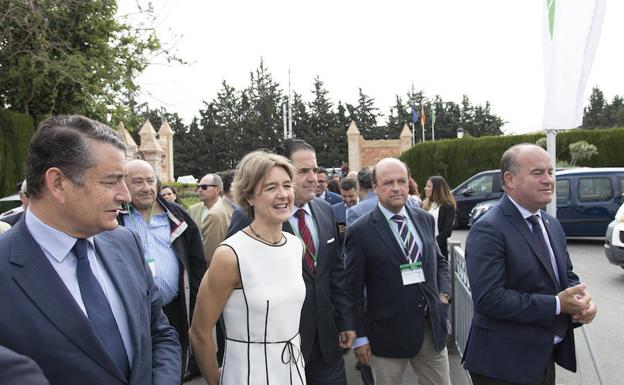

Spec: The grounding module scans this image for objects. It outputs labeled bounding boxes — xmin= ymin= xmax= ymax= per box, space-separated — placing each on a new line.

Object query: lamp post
xmin=457 ymin=127 xmax=464 ymax=139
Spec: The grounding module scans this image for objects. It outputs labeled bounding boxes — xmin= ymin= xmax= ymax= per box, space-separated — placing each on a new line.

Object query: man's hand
xmin=337 ymin=223 xmax=346 ymax=237
xmin=572 ymin=298 xmax=597 ymax=324
xmin=439 ymin=293 xmax=450 ymax=305
xmin=339 ymin=330 xmax=356 ymax=349
xmin=557 ymin=283 xmax=590 ymax=314
xmin=354 ymin=343 xmax=372 ymax=366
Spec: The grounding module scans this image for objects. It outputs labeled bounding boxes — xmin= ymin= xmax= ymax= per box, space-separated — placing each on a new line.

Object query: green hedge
xmin=0 ymin=110 xmax=34 ymax=197
xmin=400 ymin=128 xmax=624 ymax=189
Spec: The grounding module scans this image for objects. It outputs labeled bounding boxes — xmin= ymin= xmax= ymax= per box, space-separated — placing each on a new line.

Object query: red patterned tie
xmin=296 ymin=208 xmax=316 ymax=275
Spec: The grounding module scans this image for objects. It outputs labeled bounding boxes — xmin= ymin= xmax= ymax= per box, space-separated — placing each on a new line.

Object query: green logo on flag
xmin=547 ymin=0 xmax=556 ymax=40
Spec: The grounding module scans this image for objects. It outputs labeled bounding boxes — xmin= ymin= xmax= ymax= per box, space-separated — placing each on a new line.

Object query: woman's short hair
xmin=232 ymin=150 xmax=295 ymax=219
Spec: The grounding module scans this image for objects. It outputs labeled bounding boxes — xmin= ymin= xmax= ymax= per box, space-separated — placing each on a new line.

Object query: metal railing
xmin=447 ymin=240 xmax=607 ymax=385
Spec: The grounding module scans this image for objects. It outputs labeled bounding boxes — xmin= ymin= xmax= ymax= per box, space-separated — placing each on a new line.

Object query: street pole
xmin=288 ymin=69 xmax=293 ymax=138
xmin=546 ymin=129 xmax=558 ymax=216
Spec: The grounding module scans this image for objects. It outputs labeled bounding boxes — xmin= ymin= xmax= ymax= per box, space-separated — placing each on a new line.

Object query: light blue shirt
xmin=24 ymin=209 xmax=134 ymax=362
xmin=507 ymin=196 xmax=562 ymax=317
xmin=123 ymin=207 xmax=180 ymax=305
xmin=353 ymin=203 xmax=424 ymax=350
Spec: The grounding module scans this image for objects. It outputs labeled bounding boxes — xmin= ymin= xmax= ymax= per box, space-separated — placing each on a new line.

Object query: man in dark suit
xmin=0 ymin=345 xmax=49 ymax=385
xmin=119 ymin=159 xmax=207 ymax=382
xmin=0 ymin=115 xmax=181 ymax=385
xmin=317 ymin=167 xmax=343 ymax=205
xmin=331 ymin=177 xmax=358 ymax=249
xmin=227 ymin=139 xmax=355 ymax=385
xmin=463 ymin=144 xmax=597 ymax=385
xmin=344 ymin=157 xmax=452 ymax=385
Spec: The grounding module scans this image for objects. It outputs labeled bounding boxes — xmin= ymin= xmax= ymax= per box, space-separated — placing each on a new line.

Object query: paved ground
xmin=187 ymin=230 xmax=622 ymax=385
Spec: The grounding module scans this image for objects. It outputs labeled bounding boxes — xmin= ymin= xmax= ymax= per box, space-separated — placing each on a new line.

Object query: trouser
xmin=370 ymin=321 xmax=450 ymax=385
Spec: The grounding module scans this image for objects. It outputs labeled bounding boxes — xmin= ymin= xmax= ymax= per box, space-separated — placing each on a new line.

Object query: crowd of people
xmin=0 ymin=114 xmax=597 ymax=385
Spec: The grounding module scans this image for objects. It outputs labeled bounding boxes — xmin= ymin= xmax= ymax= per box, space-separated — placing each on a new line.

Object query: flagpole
xmin=432 ymin=105 xmax=436 ymax=141
xmin=421 ymin=103 xmax=425 ymax=142
xmin=288 ymin=68 xmax=293 ymax=138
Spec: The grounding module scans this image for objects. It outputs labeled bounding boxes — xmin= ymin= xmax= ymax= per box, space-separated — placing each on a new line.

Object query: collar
xmin=377 ymin=202 xmax=408 ymax=222
xmin=291 ymin=202 xmax=312 ymax=217
xmin=319 ymin=191 xmax=326 ymax=200
xmin=24 ymin=208 xmax=94 ymax=263
xmin=363 ymin=191 xmax=376 ymax=201
xmin=507 ymin=195 xmax=541 ymax=220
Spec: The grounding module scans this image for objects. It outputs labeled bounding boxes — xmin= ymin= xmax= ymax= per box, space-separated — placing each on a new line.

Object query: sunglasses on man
xmin=198 ymin=184 xmax=218 ymax=190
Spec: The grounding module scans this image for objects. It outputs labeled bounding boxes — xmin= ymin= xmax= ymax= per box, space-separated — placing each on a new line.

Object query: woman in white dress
xmin=190 ymin=150 xmax=306 ymax=385
xmin=423 ymin=176 xmax=456 ymax=260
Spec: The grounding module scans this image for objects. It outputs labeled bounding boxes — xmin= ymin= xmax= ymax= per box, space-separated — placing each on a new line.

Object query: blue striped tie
xmin=73 ymin=239 xmax=130 ymax=379
xmin=391 ymin=215 xmax=419 ymax=261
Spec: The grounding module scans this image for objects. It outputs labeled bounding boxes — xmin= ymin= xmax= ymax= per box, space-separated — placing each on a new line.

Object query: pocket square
xmin=326 ymin=238 xmax=335 ymax=244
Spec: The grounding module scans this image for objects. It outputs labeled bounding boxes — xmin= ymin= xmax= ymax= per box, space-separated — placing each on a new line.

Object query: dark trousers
xmin=305 ymin=335 xmax=347 ymax=385
xmin=470 ymin=357 xmax=555 ymax=385
xmin=356 ymin=361 xmax=374 ymax=385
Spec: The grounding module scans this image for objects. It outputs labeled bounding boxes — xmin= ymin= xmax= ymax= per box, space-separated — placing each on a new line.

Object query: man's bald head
xmin=126 ymin=159 xmax=158 ymax=211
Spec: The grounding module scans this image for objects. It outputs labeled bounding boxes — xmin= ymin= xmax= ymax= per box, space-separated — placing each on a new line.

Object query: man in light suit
xmin=0 ymin=345 xmax=49 ymax=385
xmin=227 ymin=139 xmax=356 ymax=385
xmin=463 ymin=144 xmax=597 ymax=385
xmin=345 ymin=158 xmax=452 ymax=385
xmin=317 ymin=167 xmax=343 ymax=205
xmin=189 ymin=173 xmax=234 ymax=264
xmin=0 ymin=115 xmax=181 ymax=385
xmin=346 ymin=167 xmax=377 ymax=226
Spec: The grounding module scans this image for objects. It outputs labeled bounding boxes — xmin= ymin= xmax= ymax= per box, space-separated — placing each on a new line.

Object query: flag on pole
xmin=411 ymin=106 xmax=418 ymax=125
xmin=431 ymin=106 xmax=436 ymax=127
xmin=420 ymin=104 xmax=426 ymax=129
xmin=543 ymin=0 xmax=606 ymax=130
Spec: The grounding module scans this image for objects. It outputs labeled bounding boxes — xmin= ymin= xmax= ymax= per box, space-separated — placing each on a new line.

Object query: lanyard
xmin=384 ymin=214 xmax=421 ymax=264
xmin=290 ymin=215 xmax=319 ymax=263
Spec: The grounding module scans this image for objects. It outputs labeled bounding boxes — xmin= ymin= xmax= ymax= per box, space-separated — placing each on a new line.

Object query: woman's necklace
xmin=249 ymin=223 xmax=284 ymax=245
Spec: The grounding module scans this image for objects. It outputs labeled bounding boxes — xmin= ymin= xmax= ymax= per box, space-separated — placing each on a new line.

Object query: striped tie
xmin=391 ymin=214 xmax=419 ymax=261
xmin=296 ymin=209 xmax=316 ymax=275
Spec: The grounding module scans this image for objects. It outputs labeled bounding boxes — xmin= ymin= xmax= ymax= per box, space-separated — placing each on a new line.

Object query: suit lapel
xmin=501 ymin=196 xmax=559 ymax=287
xmin=540 ymin=213 xmax=567 ymax=288
xmin=9 ymin=222 xmax=127 ymax=382
xmin=371 ymin=207 xmax=406 ymax=265
xmin=94 ymin=233 xmax=143 ymax=373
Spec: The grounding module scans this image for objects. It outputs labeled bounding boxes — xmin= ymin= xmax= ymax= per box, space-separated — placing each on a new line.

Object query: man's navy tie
xmin=73 ymin=238 xmax=130 ymax=378
xmin=391 ymin=214 xmax=419 ymax=261
xmin=525 ymin=215 xmax=568 ymax=338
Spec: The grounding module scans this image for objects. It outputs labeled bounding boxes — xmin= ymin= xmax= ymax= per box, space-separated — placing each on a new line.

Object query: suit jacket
xmin=118 ymin=196 xmax=207 ymax=354
xmin=463 ymin=194 xmax=580 ymax=383
xmin=188 ymin=202 xmax=204 ymax=229
xmin=346 ymin=192 xmax=378 ymax=226
xmin=323 ymin=190 xmax=343 ymax=206
xmin=0 ymin=220 xmax=181 ymax=385
xmin=344 ymin=205 xmax=451 ymax=358
xmin=200 ymin=197 xmax=234 ymax=265
xmin=226 ymin=198 xmax=354 ymax=364
xmin=0 ymin=345 xmax=49 ymax=385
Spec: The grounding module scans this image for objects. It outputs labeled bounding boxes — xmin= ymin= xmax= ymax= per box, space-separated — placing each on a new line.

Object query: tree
xmin=0 ymin=0 xmax=178 ymax=122
xmin=569 ymin=141 xmax=598 ymax=166
xmin=352 ymin=88 xmax=384 ymax=139
xmin=583 ymin=87 xmax=607 ymax=128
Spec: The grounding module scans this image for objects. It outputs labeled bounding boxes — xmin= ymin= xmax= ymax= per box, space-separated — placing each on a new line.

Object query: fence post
xmin=447 ymin=240 xmax=461 ymax=354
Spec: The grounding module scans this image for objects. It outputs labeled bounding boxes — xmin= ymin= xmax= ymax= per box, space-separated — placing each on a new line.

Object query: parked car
xmin=451 ymin=170 xmax=503 ymax=228
xmin=604 ymin=203 xmax=624 ymax=270
xmin=468 ymin=167 xmax=624 ymax=237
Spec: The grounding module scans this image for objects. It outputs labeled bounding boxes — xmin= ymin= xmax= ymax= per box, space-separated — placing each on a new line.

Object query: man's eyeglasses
xmin=198 ymin=184 xmax=218 ymax=190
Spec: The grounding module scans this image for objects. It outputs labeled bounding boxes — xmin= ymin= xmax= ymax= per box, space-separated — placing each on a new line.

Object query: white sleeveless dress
xmin=219 ymin=230 xmax=307 ymax=385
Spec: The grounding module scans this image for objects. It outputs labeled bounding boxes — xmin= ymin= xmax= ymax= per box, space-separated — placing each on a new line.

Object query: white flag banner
xmin=543 ymin=0 xmax=607 ymax=130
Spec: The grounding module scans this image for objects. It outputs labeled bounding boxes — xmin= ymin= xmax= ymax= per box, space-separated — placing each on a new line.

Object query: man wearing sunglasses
xmin=189 ymin=174 xmax=234 ymax=266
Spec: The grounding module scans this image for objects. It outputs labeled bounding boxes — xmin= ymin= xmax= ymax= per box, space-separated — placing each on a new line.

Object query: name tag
xmin=400 ymin=262 xmax=425 ymax=285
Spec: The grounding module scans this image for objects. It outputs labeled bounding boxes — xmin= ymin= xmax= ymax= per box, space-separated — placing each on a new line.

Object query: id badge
xmin=148 ymin=258 xmax=157 ymax=277
xmin=400 ymin=262 xmax=425 ymax=286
